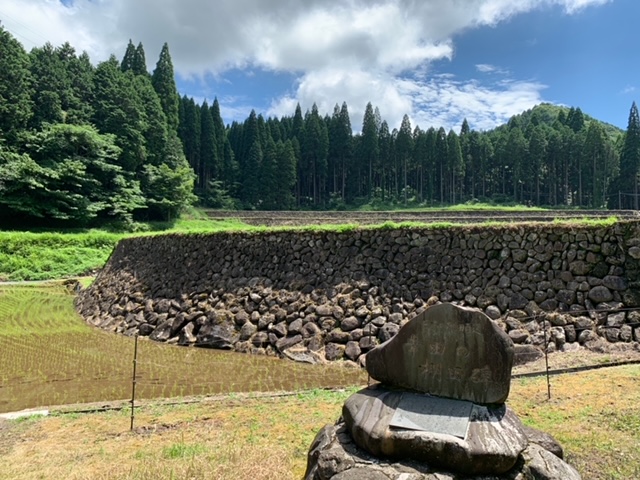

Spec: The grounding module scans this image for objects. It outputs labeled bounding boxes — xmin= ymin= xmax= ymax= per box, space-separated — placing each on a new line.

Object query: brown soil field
xmin=205 ymin=208 xmax=637 ymax=227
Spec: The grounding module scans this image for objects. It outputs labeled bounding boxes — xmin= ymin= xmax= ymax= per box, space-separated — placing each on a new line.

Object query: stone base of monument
xmin=342 ymin=386 xmax=529 ymax=475
xmin=304 ymin=420 xmax=581 ymax=480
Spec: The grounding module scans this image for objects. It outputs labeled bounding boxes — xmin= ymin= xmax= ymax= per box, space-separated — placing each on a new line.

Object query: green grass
xmin=354 ymin=201 xmax=548 ymax=212
xmin=602 ymin=408 xmax=640 ymax=436
xmin=162 ymin=442 xmax=207 ymax=459
xmin=513 ymin=365 xmax=640 ymax=480
xmin=143 ymin=207 xmax=254 ymax=234
xmin=0 ymin=211 xmax=255 ymax=281
xmin=552 ymin=215 xmax=619 ymax=227
xmin=0 ymin=231 xmax=120 ymax=281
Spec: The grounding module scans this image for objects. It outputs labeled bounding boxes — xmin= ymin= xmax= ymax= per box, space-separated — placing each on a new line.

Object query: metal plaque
xmin=389 ymin=393 xmax=473 ymax=439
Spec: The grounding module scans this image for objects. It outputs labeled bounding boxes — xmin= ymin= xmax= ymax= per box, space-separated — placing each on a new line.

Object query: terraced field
xmin=0 ymin=284 xmax=366 ymax=414
xmin=205 ymin=209 xmax=636 ymax=227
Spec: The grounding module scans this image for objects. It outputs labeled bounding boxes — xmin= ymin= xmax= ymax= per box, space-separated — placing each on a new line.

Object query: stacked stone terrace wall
xmin=75 ymin=222 xmax=640 ymax=365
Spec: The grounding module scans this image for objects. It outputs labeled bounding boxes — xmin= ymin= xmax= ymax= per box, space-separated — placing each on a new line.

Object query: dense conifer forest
xmin=1 ymin=26 xmax=639 ymax=229
xmin=0 ymin=29 xmax=195 ymax=228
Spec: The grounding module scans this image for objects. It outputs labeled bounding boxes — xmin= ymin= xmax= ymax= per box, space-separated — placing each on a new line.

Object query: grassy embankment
xmin=0 ymin=205 xmax=619 ymax=281
xmin=0 ymin=213 xmax=252 ymax=281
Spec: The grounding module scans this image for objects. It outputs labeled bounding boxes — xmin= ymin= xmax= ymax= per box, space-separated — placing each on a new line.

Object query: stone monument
xmin=304 ymin=303 xmax=582 ymax=479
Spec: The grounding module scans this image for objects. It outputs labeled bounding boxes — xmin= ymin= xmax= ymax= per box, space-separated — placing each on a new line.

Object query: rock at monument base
xmin=523 ymin=443 xmax=581 ymax=480
xmin=342 ymin=386 xmax=528 ymax=476
xmin=330 ymin=468 xmax=394 ymax=480
xmin=522 ymin=426 xmax=564 ymax=459
xmin=365 ymin=303 xmax=514 ymax=405
xmin=304 ymin=422 xmax=581 ymax=480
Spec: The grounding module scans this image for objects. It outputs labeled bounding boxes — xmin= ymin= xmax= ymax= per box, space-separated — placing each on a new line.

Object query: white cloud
xmin=0 ymin=0 xmax=610 ymax=129
xmin=1 ymin=0 xmax=609 ymax=71
xmin=268 ymin=68 xmax=546 ymax=132
xmin=476 ymin=63 xmax=510 ymax=73
xmin=476 ymin=64 xmax=498 ymax=73
xmin=268 ymin=68 xmax=413 ymax=130
xmin=403 ymin=77 xmax=547 ymax=131
xmin=476 ymin=0 xmax=611 ymax=24
xmin=559 ymin=0 xmax=611 ymax=13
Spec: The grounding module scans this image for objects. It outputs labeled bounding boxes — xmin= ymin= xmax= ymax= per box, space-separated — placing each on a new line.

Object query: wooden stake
xmin=542 ymin=316 xmax=551 ymax=400
xmin=130 ymin=334 xmax=139 ymax=431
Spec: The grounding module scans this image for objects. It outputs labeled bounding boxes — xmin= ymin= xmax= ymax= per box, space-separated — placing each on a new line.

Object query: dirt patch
xmin=0 ymin=418 xmax=17 ymax=455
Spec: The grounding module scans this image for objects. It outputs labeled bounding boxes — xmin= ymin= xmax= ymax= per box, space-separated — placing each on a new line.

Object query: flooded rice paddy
xmin=0 ymin=284 xmax=366 ymax=413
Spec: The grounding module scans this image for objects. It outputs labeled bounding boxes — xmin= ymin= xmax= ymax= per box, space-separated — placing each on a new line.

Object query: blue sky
xmin=440 ymin=0 xmax=638 ymax=129
xmin=0 ymin=0 xmax=636 ymax=131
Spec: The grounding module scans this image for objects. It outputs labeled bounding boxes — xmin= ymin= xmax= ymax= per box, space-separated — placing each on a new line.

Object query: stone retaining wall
xmin=75 ymin=222 xmax=640 ymax=365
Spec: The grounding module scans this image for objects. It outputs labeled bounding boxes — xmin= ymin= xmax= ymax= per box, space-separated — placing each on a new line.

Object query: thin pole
xmin=542 ymin=316 xmax=551 ymax=400
xmin=130 ymin=334 xmax=139 ymax=431
xmin=367 ymin=333 xmax=372 ymax=387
